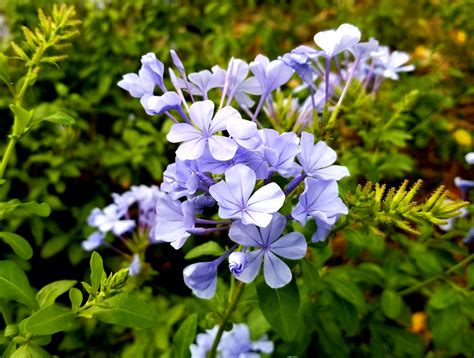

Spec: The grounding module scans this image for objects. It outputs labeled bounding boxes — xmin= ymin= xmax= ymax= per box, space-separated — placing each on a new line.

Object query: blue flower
xmin=140 ymin=52 xmax=166 ymax=92
xmin=292 ymin=178 xmax=348 ymax=242
xmin=215 ymin=59 xmax=262 ymax=107
xmin=190 ymin=323 xmax=273 ymax=358
xmin=229 ymin=213 xmax=307 ymax=288
xmin=298 ymin=131 xmax=349 ymax=180
xmin=82 ymin=231 xmax=105 ymax=251
xmin=249 ymin=54 xmax=294 ymax=97
xmin=183 ymin=252 xmax=228 ymax=299
xmin=87 ymin=204 xmax=135 ymax=236
xmin=129 ymin=254 xmax=142 ymax=276
xmin=466 ymin=152 xmax=474 ymax=165
xmin=167 ymin=100 xmax=242 ymax=161
xmin=140 ymin=92 xmax=183 ymax=116
xmin=314 ymin=23 xmax=361 ymax=58
xmin=153 ymin=195 xmax=195 ymax=249
xmin=258 ymin=128 xmax=301 ymax=178
xmin=209 ymin=164 xmax=285 ymax=227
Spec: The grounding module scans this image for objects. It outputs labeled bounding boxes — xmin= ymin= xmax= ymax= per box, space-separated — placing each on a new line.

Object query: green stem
xmin=208 ymin=281 xmax=245 ymax=358
xmin=0 ymin=136 xmax=17 ymax=180
xmin=399 ymin=253 xmax=474 ymax=296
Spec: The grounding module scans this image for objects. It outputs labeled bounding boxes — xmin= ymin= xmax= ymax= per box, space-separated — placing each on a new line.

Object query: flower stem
xmin=398 ymin=253 xmax=474 ymax=296
xmin=208 ymin=281 xmax=245 ymax=358
xmin=0 ymin=136 xmax=17 ymax=180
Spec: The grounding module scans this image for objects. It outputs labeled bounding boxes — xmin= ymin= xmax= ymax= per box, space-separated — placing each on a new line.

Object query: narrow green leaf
xmin=257 ymin=279 xmax=300 ymax=342
xmin=184 ymin=241 xmax=224 ymax=259
xmin=0 ymin=232 xmax=33 ymax=260
xmin=380 ymin=289 xmax=403 ymax=319
xmin=90 ymin=251 xmax=104 ymax=292
xmin=87 ymin=293 xmax=159 ymax=328
xmin=19 ymin=201 xmax=51 ymax=217
xmin=69 ymin=288 xmax=83 ymax=311
xmin=38 ymin=111 xmax=75 ymax=126
xmin=10 ymin=104 xmax=33 ymax=136
xmin=0 ymin=261 xmax=37 ymax=309
xmin=173 ymin=313 xmax=197 ymax=358
xmin=24 ymin=304 xmax=75 ymax=335
xmin=36 ymin=280 xmax=77 ymax=308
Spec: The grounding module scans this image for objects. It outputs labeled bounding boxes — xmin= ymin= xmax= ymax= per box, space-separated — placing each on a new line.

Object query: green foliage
xmin=346 ymin=180 xmax=468 ymax=235
xmin=257 ymin=279 xmax=301 ymax=342
xmin=0 ymin=261 xmax=37 ymax=309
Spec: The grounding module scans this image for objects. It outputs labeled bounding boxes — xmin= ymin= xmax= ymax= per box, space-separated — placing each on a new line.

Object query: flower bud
xmin=228 ymin=252 xmax=246 ymax=276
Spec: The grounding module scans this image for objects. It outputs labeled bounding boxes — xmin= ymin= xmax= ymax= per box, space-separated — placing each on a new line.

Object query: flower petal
xmin=270 ymin=232 xmax=307 ymax=259
xmin=236 ymin=250 xmax=264 ymax=283
xmin=229 ymin=221 xmax=263 ymax=247
xmin=208 ymin=135 xmax=238 ymax=161
xmin=175 ymin=137 xmax=207 ymax=160
xmin=247 ymin=183 xmax=285 ymax=213
xmin=263 ymin=251 xmax=292 ymax=288
xmin=189 ymin=100 xmax=215 ymax=132
xmin=167 ymin=123 xmax=202 ymax=143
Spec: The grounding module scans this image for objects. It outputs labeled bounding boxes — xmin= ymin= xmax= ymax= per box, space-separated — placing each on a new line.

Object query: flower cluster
xmin=109 ymin=23 xmax=414 ymax=299
xmin=439 ymin=152 xmax=474 ymax=243
xmin=83 ymin=185 xmax=161 ymax=275
xmin=190 ymin=323 xmax=273 ymax=358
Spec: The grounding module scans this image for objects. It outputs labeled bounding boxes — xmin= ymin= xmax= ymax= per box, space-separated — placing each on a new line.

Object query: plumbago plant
xmin=80 ymin=23 xmax=472 ymax=357
xmin=0 ymin=6 xmax=159 ymax=358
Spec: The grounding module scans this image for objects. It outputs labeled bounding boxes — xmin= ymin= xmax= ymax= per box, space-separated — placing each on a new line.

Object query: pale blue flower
xmin=190 ymin=323 xmax=273 ymax=358
xmin=82 ymin=231 xmax=105 ymax=251
xmin=292 ymin=178 xmax=348 ymax=242
xmin=209 ymin=164 xmax=285 ymax=227
xmin=88 ymin=204 xmax=135 ymax=236
xmin=129 ymin=254 xmax=142 ymax=276
xmin=167 ymin=100 xmax=242 ymax=161
xmin=298 ymin=131 xmax=349 ymax=180
xmin=229 ymin=213 xmax=307 ymax=288
xmin=140 ymin=52 xmax=166 ymax=92
xmin=249 ymin=54 xmax=294 ymax=97
xmin=153 ymin=195 xmax=195 ymax=249
xmin=183 ymin=251 xmax=229 ymax=299
xmin=314 ymin=23 xmax=361 ymax=58
xmin=140 ymin=92 xmax=183 ymax=116
xmin=258 ymin=129 xmax=301 ymax=178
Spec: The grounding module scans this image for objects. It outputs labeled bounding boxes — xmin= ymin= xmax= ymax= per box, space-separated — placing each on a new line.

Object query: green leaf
xmin=0 ymin=232 xmax=33 ymax=260
xmin=10 ymin=104 xmax=33 ymax=136
xmin=428 ymin=286 xmax=459 ymax=310
xmin=301 ymin=259 xmax=321 ymax=293
xmin=19 ymin=202 xmax=51 ymax=217
xmin=87 ymin=293 xmax=159 ymax=328
xmin=0 ymin=261 xmax=37 ymax=309
xmin=324 ymin=275 xmax=366 ymax=313
xmin=69 ymin=288 xmax=83 ymax=311
xmin=40 ymin=235 xmax=69 ymax=258
xmin=173 ymin=313 xmax=197 ymax=358
xmin=36 ymin=280 xmax=77 ymax=308
xmin=467 ymin=263 xmax=474 ymax=289
xmin=184 ymin=241 xmax=225 ymax=260
xmin=257 ymin=279 xmax=300 ymax=341
xmin=0 ymin=200 xmax=50 ymax=219
xmin=380 ymin=289 xmax=403 ymax=319
xmin=34 ymin=111 xmax=75 ymax=127
xmin=10 ymin=343 xmax=51 ymax=358
xmin=90 ymin=251 xmax=104 ymax=292
xmin=24 ymin=304 xmax=75 ymax=335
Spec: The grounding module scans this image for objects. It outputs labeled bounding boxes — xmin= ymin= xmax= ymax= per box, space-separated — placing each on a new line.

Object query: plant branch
xmin=208 ymin=281 xmax=245 ymax=358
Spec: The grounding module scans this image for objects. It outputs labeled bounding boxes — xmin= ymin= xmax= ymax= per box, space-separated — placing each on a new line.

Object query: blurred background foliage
xmin=0 ymin=0 xmax=473 ymax=357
